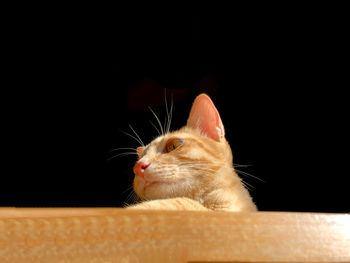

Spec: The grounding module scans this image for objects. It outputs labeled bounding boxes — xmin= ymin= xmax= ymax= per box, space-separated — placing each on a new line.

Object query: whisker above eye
xmin=164 ymin=89 xmax=169 ymax=134
xmin=164 ymin=90 xmax=174 ymax=134
xmin=148 ymin=106 xmax=164 ymax=136
xmin=128 ymin=124 xmax=145 ymax=147
xmin=120 ymin=129 xmax=144 ymax=147
xmin=149 ymin=121 xmax=161 ymax=136
xmin=169 ymin=95 xmax=174 ymax=133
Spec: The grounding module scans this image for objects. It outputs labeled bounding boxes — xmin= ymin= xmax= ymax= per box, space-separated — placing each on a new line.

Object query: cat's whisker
xmin=107 ymin=152 xmax=138 ymax=161
xmin=124 ymin=190 xmax=140 ymax=206
xmin=235 ymin=168 xmax=265 ymax=182
xmin=122 ymin=184 xmax=135 ymax=194
xmin=148 ymin=106 xmax=164 ymax=135
xmin=163 ymin=116 xmax=167 ymax=136
xmin=165 ymin=91 xmax=174 ymax=134
xmin=123 ymin=191 xmax=133 ymax=205
xmin=131 ymin=192 xmax=140 ymax=204
xmin=234 ymin=163 xmax=253 ymax=168
xmin=110 ymin=147 xmax=137 ymax=153
xmin=128 ymin=124 xmax=145 ymax=147
xmin=179 ymin=162 xmax=262 ymax=183
xmin=149 ymin=121 xmax=161 ymax=136
xmin=164 ymin=89 xmax=170 ymax=134
xmin=123 ymin=195 xmax=135 ymax=206
xmin=124 ymin=195 xmax=134 ymax=206
xmin=120 ymin=129 xmax=144 ymax=147
xmin=241 ymin=180 xmax=255 ymax=191
xmin=215 ymin=164 xmax=263 ymax=182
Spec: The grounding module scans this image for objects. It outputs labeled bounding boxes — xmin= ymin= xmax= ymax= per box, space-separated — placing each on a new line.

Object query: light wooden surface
xmin=0 ymin=208 xmax=349 ymax=262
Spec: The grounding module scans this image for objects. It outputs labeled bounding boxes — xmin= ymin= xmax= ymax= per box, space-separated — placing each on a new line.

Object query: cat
xmin=126 ymin=93 xmax=257 ymax=211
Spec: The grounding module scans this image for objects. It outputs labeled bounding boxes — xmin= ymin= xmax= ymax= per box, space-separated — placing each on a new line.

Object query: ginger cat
xmin=127 ymin=94 xmax=257 ymax=211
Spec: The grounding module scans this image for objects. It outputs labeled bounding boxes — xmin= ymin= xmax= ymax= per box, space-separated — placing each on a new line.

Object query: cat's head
xmin=132 ymin=93 xmax=235 ymax=201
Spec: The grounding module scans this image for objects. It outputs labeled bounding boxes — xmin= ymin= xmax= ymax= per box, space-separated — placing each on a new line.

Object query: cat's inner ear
xmin=186 ymin=93 xmax=225 ymax=142
xmin=136 ymin=147 xmax=144 ymax=157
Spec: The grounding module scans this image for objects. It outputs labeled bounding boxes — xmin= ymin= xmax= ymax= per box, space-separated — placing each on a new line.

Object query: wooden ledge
xmin=0 ymin=208 xmax=349 ymax=262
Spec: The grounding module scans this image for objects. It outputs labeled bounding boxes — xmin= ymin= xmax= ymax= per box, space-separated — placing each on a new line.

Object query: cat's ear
xmin=186 ymin=94 xmax=225 ymax=142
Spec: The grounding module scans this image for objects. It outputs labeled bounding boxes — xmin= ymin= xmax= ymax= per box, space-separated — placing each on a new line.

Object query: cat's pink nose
xmin=133 ymin=161 xmax=150 ymax=178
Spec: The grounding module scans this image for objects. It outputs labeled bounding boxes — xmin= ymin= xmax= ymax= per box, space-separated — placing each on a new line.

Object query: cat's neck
xmin=194 ymin=167 xmax=257 ymax=212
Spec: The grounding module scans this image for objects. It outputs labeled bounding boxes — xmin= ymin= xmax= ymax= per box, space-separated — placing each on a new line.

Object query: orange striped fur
xmin=128 ymin=94 xmax=257 ymax=211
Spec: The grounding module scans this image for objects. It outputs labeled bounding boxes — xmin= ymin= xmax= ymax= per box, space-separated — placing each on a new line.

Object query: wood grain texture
xmin=0 ymin=208 xmax=349 ymax=262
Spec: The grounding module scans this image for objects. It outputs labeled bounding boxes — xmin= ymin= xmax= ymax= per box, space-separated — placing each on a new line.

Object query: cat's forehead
xmin=150 ymin=133 xmax=178 ymax=145
xmin=148 ymin=130 xmax=192 ymax=147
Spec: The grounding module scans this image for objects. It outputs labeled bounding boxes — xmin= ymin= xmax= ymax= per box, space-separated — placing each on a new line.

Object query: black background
xmin=2 ymin=7 xmax=348 ymax=212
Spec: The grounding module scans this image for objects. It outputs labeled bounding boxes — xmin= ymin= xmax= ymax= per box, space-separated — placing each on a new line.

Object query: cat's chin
xmin=134 ymin=176 xmax=185 ymax=200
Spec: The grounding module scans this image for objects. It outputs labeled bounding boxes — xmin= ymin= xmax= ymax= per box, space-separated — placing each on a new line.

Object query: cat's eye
xmin=165 ymin=138 xmax=183 ymax=153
